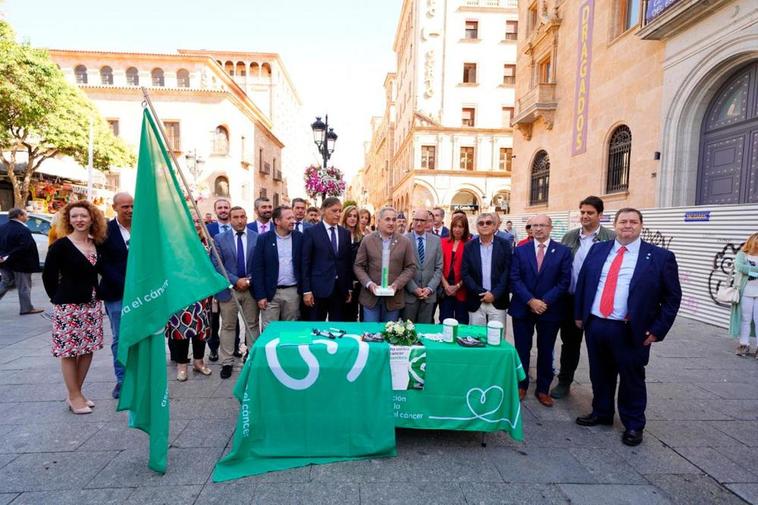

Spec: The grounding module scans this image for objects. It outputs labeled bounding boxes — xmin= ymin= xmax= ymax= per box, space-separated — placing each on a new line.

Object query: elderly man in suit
xmin=212 ymin=206 xmax=259 ymax=379
xmin=0 ymin=208 xmax=42 ymax=315
xmin=354 ymin=206 xmax=417 ymax=323
xmin=402 ymin=208 xmax=443 ymax=324
xmin=574 ymin=208 xmax=681 ymax=446
xmin=253 ymin=205 xmax=302 ymax=330
xmin=461 ymin=212 xmax=511 ymax=326
xmin=301 ymin=197 xmax=352 ymax=321
xmin=98 ymin=192 xmax=133 ymax=399
xmin=510 ymin=214 xmax=572 ymax=407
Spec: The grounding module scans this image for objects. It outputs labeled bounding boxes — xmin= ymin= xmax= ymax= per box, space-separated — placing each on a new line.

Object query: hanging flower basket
xmin=304 ymin=164 xmax=346 ymax=200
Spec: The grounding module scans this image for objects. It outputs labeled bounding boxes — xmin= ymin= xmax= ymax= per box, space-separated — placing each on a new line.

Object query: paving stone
xmin=484 ymin=446 xmax=595 ymax=483
xmin=725 ymin=484 xmax=758 ymax=505
xmin=77 ymin=419 xmax=188 ymax=452
xmin=559 ymin=484 xmax=672 ymax=504
xmin=646 ymin=474 xmax=750 ymax=505
xmin=9 ymin=488 xmax=135 ymax=505
xmin=0 ymin=451 xmax=118 ymax=493
xmin=460 ymin=482 xmax=570 ymax=504
xmin=0 ymin=400 xmax=125 ymax=425
xmin=194 ymin=479 xmax=257 ymax=505
xmin=675 ymin=447 xmax=758 ymax=484
xmin=515 ymin=420 xmax=618 ymax=448
xmin=713 ymin=445 xmax=758 ymax=478
xmin=697 ymin=383 xmax=758 ymax=400
xmin=570 ymin=448 xmax=647 ymax=484
xmin=647 ymin=399 xmax=735 ymax=421
xmin=718 ymin=401 xmax=758 ymax=421
xmin=711 ymin=421 xmax=758 ymax=447
xmin=0 ymin=453 xmax=18 ymax=470
xmin=0 ymin=495 xmax=16 ymax=505
xmin=360 ymin=482 xmax=463 ymax=505
xmin=613 ymin=440 xmax=703 ymax=475
xmin=126 ymin=484 xmax=203 ymax=504
xmin=0 ymin=421 xmax=102 ymax=453
xmin=646 ymin=382 xmax=719 ymax=400
xmin=645 ymin=421 xmax=744 ymax=448
xmin=172 ymin=418 xmax=235 ymax=448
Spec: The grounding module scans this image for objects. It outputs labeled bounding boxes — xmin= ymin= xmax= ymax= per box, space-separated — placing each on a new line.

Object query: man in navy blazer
xmin=574 ymin=208 xmax=681 ymax=447
xmin=253 ymin=206 xmax=302 ymax=330
xmin=461 ymin=213 xmax=511 ymax=325
xmin=291 ymin=197 xmax=314 ymax=234
xmin=0 ymin=208 xmax=42 ymax=315
xmin=509 ymin=214 xmax=572 ymax=407
xmin=205 ymin=198 xmax=232 ymax=237
xmin=246 ymin=196 xmax=273 ymax=235
xmin=301 ymin=197 xmax=352 ymax=321
xmin=431 ymin=207 xmax=450 ymax=238
xmin=212 ymin=206 xmax=259 ymax=379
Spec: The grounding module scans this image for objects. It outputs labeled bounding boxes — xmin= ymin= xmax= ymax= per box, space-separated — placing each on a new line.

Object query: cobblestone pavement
xmin=0 ymin=274 xmax=756 ymax=504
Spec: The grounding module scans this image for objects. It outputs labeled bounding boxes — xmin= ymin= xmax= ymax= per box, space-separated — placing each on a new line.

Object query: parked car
xmin=0 ymin=211 xmax=53 ymax=267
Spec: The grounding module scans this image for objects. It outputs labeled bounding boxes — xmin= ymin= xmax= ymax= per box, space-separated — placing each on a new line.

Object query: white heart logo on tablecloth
xmin=466 ymin=386 xmax=504 ymax=419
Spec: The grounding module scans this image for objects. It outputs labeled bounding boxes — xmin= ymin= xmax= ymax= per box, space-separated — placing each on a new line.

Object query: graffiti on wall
xmin=708 ymin=242 xmax=744 ymax=307
xmin=640 ymin=228 xmax=674 ymax=249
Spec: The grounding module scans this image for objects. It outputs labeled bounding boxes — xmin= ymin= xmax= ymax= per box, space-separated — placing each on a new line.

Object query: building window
xmin=499 ymin=148 xmax=513 ymax=171
xmin=236 ymin=62 xmax=246 ymax=77
xmin=502 ymin=107 xmax=515 ymax=127
xmin=505 ymin=20 xmax=518 ymax=40
xmin=74 ymin=65 xmax=88 ymax=84
xmin=273 ymin=192 xmax=280 ymax=207
xmin=462 ymin=107 xmax=476 ymax=127
xmin=528 ymin=3 xmax=538 ymax=33
xmin=99 ymin=66 xmax=113 ymax=85
xmin=503 ymin=64 xmax=516 ymax=85
xmin=463 ymin=63 xmax=477 ymax=84
xmin=107 ymin=119 xmax=119 ymax=137
xmin=259 ymin=188 xmax=267 ymax=198
xmin=163 ymin=121 xmax=180 ymax=151
xmin=460 ymin=147 xmax=475 ymax=171
xmin=176 ymin=69 xmax=190 ymax=88
xmin=213 ymin=126 xmax=230 ymax=155
xmin=214 ymin=176 xmax=230 ymax=197
xmin=126 ymin=67 xmax=139 ymax=86
xmin=465 ymin=20 xmax=479 ymax=39
xmin=539 ymin=57 xmax=552 ymax=84
xmin=224 ymin=61 xmax=234 ymax=75
xmin=151 ymin=68 xmax=165 ymax=87
xmin=621 ymin=0 xmax=641 ymax=32
xmin=421 ymin=145 xmax=436 ymax=170
xmin=606 ymin=125 xmax=632 ymax=193
xmin=530 ymin=150 xmax=550 ymax=205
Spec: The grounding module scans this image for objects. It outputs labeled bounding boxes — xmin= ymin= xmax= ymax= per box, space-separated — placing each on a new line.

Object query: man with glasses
xmin=461 ymin=212 xmax=511 ymax=327
xmin=510 ymin=215 xmax=572 ymax=407
xmin=402 ymin=208 xmax=443 ymax=324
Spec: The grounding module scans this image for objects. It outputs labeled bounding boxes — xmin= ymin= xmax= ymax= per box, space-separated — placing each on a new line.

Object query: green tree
xmin=0 ymin=20 xmax=134 ymax=207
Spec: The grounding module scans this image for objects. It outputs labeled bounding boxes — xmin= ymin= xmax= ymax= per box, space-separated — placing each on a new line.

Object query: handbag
xmin=716 ymin=265 xmax=740 ymax=304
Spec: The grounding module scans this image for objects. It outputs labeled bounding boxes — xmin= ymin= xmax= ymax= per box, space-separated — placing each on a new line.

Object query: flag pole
xmin=140 ymin=88 xmax=256 ymax=339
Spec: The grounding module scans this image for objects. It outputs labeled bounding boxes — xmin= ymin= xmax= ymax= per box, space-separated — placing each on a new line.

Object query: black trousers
xmin=557 ymin=294 xmax=584 ymax=384
xmin=311 ymin=293 xmax=345 ymax=322
xmin=168 ymin=337 xmax=206 ymax=364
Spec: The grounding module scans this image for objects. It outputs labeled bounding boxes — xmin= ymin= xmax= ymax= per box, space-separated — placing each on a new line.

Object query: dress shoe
xmin=220 ymin=365 xmax=233 ymax=379
xmin=518 ymin=388 xmax=526 ymax=401
xmin=576 ymin=413 xmax=614 ymax=427
xmin=20 ymin=308 xmax=44 ymax=315
xmin=535 ymin=392 xmax=554 ymax=407
xmin=622 ymin=429 xmax=644 ymax=446
xmin=550 ymin=382 xmax=571 ymax=399
xmin=111 ymin=382 xmax=122 ymax=399
xmin=208 ymin=352 xmax=219 ymax=362
xmin=66 ymin=399 xmax=92 ymax=415
xmin=233 ymin=349 xmax=243 ymax=358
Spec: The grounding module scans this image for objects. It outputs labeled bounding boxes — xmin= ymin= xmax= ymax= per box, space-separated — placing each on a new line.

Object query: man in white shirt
xmin=247 ymin=197 xmax=273 ymax=234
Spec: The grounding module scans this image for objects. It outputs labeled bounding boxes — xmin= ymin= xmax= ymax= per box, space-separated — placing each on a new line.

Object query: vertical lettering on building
xmin=571 ymin=0 xmax=594 ymax=156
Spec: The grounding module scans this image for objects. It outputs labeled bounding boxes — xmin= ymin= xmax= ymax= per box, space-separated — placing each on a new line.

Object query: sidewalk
xmin=0 ymin=274 xmax=756 ymax=504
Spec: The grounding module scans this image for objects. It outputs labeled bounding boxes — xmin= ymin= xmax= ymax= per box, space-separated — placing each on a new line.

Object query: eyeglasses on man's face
xmin=477 ymin=220 xmax=494 ymax=226
xmin=531 ymin=223 xmax=550 ymax=228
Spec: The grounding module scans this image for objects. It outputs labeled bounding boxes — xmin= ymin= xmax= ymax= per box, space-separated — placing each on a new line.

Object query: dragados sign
xmin=571 ymin=0 xmax=595 ymax=156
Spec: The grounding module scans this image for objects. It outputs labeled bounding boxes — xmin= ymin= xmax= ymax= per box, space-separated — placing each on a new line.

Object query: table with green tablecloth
xmin=213 ymin=321 xmax=525 ymax=482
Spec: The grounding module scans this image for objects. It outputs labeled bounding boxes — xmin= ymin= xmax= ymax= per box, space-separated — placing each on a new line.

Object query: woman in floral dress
xmin=42 ymin=201 xmax=107 ymax=415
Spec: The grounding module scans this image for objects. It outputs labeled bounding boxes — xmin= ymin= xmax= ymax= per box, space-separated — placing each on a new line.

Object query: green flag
xmin=117 ymin=108 xmax=229 ymax=473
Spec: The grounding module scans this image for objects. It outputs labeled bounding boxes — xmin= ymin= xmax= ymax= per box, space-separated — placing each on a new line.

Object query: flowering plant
xmin=304 ymin=164 xmax=346 ymax=199
xmin=382 ymin=319 xmax=419 ymax=346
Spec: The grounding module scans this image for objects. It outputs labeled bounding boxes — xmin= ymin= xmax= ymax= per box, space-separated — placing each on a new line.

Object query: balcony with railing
xmin=512 ymin=83 xmax=557 ymax=139
xmin=259 ymin=161 xmax=271 ymax=175
xmin=273 ymin=168 xmax=282 ymax=181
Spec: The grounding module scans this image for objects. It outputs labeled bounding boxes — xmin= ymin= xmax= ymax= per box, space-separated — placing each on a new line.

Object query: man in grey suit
xmin=212 ymin=206 xmax=259 ymax=379
xmin=402 ymin=208 xmax=443 ymax=323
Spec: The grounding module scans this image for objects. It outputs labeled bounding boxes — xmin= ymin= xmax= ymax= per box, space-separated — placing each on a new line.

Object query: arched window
xmin=214 ymin=176 xmax=230 ymax=197
xmin=99 ymin=66 xmax=113 ymax=85
xmin=126 ymin=67 xmax=139 ymax=86
xmin=261 ymin=62 xmax=272 ymax=79
xmin=606 ymin=125 xmax=632 ymax=193
xmin=250 ymin=62 xmax=260 ymax=78
xmin=213 ymin=126 xmax=230 ymax=155
xmin=236 ymin=61 xmax=246 ymax=77
xmin=151 ymin=68 xmax=165 ymax=86
xmin=224 ymin=61 xmax=234 ymax=76
xmin=176 ymin=69 xmax=190 ymax=88
xmin=529 ymin=150 xmax=550 ymax=205
xmin=74 ymin=65 xmax=88 ymax=84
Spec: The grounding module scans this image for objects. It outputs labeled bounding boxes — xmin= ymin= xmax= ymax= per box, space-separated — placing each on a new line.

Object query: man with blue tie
xmin=402 ymin=208 xmax=443 ymax=324
xmin=574 ymin=208 xmax=681 ymax=446
xmin=509 ymin=214 xmax=572 ymax=407
xmin=205 ymin=199 xmax=232 ymax=237
xmin=302 ymin=197 xmax=352 ymax=321
xmin=291 ymin=198 xmax=313 ymax=234
xmin=212 ymin=206 xmax=259 ymax=379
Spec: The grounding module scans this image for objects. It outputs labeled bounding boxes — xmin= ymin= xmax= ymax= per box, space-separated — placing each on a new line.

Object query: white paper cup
xmin=442 ymin=318 xmax=458 ymax=343
xmin=487 ymin=321 xmax=504 ymax=345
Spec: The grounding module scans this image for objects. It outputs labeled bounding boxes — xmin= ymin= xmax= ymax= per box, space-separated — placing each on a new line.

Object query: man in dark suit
xmin=253 ymin=205 xmax=302 ymax=330
xmin=212 ymin=206 xmax=259 ymax=379
xmin=509 ymin=214 xmax=572 ymax=407
xmin=291 ymin=197 xmax=313 ymax=234
xmin=98 ymin=193 xmax=133 ymax=398
xmin=205 ymin=198 xmax=232 ymax=237
xmin=461 ymin=212 xmax=511 ymax=326
xmin=246 ymin=196 xmax=273 ymax=234
xmin=302 ymin=197 xmax=352 ymax=321
xmin=0 ymin=208 xmax=42 ymax=315
xmin=431 ymin=207 xmax=450 ymax=238
xmin=574 ymin=208 xmax=681 ymax=446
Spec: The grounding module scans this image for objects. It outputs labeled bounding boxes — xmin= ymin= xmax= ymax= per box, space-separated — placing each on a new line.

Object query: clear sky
xmin=2 ymin=0 xmax=403 ymax=183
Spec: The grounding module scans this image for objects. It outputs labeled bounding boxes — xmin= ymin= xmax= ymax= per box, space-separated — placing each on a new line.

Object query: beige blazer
xmin=353 ymin=232 xmax=417 ymax=311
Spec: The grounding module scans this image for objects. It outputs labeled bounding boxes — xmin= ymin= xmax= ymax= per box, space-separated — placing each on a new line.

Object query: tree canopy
xmin=0 ymin=20 xmax=134 ymax=207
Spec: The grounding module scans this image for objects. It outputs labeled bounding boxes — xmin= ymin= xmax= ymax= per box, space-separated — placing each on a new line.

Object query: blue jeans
xmin=104 ymin=300 xmax=125 ymax=384
xmin=362 ymin=300 xmax=400 ymax=323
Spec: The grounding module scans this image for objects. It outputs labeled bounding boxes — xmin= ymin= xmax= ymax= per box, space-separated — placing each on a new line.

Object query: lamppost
xmin=310 ymin=115 xmax=338 ymax=169
xmin=184 ymin=149 xmax=205 ymax=181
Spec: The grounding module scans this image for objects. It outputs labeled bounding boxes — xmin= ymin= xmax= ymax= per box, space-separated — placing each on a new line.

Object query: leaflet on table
xmin=389 ymin=345 xmax=425 ymax=390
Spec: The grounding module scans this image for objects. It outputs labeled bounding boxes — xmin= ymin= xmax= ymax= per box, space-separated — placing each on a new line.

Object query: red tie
xmin=536 ymin=243 xmax=545 ymax=271
xmin=599 ymin=246 xmax=627 ymax=317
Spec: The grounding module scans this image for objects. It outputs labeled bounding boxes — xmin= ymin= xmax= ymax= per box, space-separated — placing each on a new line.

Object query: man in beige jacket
xmin=354 ymin=207 xmax=417 ymax=322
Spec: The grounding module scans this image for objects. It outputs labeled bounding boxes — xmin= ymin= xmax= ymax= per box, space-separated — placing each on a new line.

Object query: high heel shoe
xmin=66 ymin=399 xmax=92 ymax=415
xmin=193 ymin=364 xmax=212 ymax=376
xmin=177 ymin=368 xmax=188 ymax=382
xmin=85 ymin=399 xmax=95 ymax=408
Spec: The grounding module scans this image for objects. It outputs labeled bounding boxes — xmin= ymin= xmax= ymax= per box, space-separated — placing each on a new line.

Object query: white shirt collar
xmin=613 ymin=237 xmax=641 ymax=254
xmin=580 ymin=226 xmax=600 ymax=239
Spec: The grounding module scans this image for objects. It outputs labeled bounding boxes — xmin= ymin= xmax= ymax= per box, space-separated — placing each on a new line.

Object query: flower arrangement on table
xmin=382 ymin=320 xmax=419 ymax=346
xmin=304 ymin=164 xmax=346 ymax=199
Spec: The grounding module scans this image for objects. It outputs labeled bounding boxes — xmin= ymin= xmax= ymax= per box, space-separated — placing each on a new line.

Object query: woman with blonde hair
xmin=42 ymin=200 xmax=107 ymax=414
xmin=341 ymin=205 xmax=363 ymax=321
xmin=731 ymin=232 xmax=758 ymax=357
xmin=358 ymin=208 xmax=372 ymax=235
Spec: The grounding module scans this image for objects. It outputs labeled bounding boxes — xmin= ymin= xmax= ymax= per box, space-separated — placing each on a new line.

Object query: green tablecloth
xmin=213 ymin=321 xmax=525 ymax=481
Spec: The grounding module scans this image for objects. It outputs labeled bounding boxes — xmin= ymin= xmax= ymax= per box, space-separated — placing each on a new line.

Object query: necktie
xmin=260 ymin=223 xmax=267 ymax=234
xmin=221 ymin=224 xmax=229 ymax=233
xmin=330 ymin=226 xmax=338 ymax=254
xmin=599 ymin=246 xmax=627 ymax=317
xmin=236 ymin=231 xmax=246 ymax=278
xmin=433 ymin=229 xmax=439 ymax=236
xmin=417 ymin=236 xmax=425 ymax=265
xmin=296 ymin=221 xmax=302 ymax=232
xmin=536 ymin=243 xmax=545 ymax=271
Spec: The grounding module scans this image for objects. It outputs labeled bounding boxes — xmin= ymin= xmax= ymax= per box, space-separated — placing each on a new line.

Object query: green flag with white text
xmin=116 ymin=108 xmax=229 ymax=473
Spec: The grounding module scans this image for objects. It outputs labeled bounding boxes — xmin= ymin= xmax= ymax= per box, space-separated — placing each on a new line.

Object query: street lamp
xmin=311 ymin=115 xmax=338 ymax=168
xmin=185 ymin=149 xmax=205 ymax=180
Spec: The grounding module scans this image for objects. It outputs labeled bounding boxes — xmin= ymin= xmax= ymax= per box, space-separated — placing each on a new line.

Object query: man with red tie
xmin=574 ymin=208 xmax=681 ymax=446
